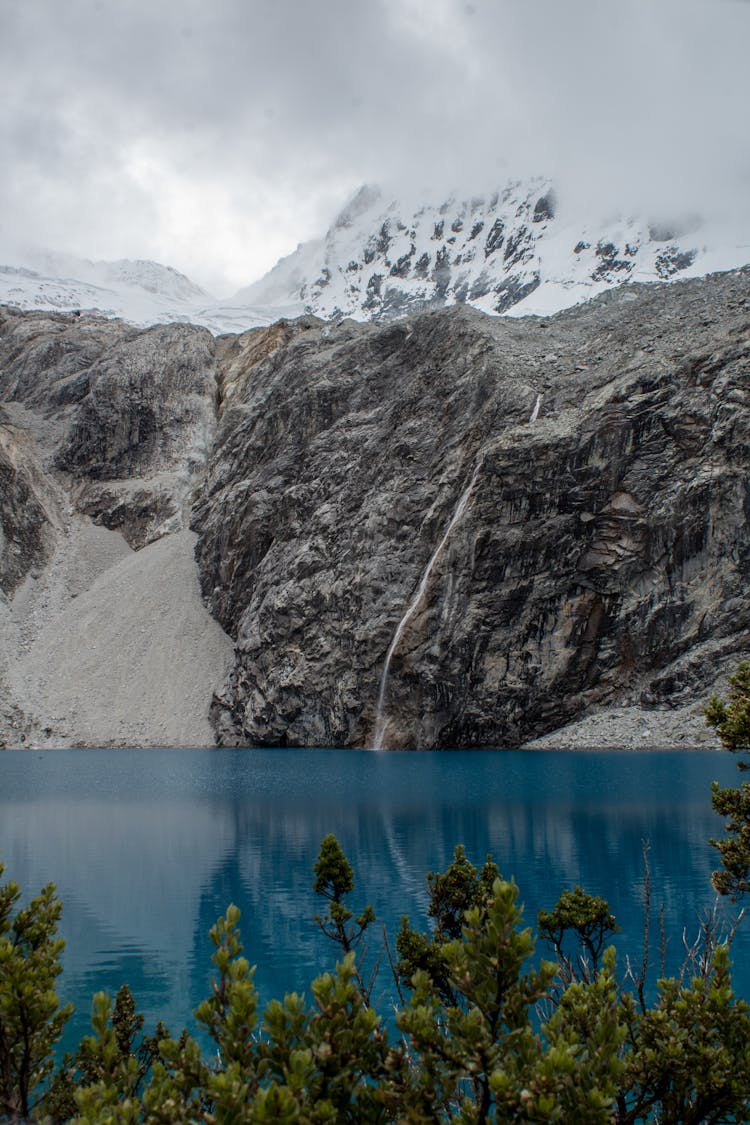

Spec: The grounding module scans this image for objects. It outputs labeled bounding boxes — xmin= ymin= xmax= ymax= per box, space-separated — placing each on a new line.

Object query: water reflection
xmin=0 ymin=748 xmax=744 ymax=1051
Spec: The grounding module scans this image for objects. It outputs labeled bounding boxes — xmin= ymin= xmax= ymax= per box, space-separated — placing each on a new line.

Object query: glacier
xmin=2 ymin=177 xmax=750 ymax=333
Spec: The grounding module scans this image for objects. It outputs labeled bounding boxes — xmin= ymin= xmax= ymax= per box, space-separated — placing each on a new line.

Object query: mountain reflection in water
xmin=0 ymin=748 xmax=744 ymax=1052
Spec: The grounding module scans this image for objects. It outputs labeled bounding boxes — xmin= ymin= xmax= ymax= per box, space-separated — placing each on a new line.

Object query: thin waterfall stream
xmin=372 ymin=461 xmax=483 ymax=750
xmin=530 ymin=393 xmax=542 ymax=424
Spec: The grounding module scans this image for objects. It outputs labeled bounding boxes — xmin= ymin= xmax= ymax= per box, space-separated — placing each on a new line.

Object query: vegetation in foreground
xmin=2 ymin=668 xmax=750 ymax=1123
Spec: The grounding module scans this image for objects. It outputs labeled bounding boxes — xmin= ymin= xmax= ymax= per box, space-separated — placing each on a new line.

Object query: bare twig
xmin=679 ymin=899 xmax=746 ymax=984
xmin=381 ymin=922 xmax=405 ymax=1008
xmin=637 ymin=840 xmax=651 ymax=1013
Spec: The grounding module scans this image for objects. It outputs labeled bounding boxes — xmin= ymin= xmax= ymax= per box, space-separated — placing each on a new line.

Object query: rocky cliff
xmin=0 ymin=308 xmax=231 ymax=747
xmin=193 ymin=267 xmax=750 ymax=749
xmin=1 ymin=269 xmax=749 ymax=749
xmin=0 ymin=310 xmax=218 ymax=548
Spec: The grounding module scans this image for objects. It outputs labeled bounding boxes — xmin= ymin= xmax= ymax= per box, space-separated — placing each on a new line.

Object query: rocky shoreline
xmin=522 ymin=701 xmax=723 ymax=751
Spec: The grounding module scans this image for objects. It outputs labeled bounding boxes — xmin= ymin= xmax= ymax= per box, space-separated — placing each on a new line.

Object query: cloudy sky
xmin=2 ymin=0 xmax=748 ymax=295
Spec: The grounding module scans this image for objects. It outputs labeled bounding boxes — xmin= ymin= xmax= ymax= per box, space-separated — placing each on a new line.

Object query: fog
xmin=2 ymin=0 xmax=748 ymax=293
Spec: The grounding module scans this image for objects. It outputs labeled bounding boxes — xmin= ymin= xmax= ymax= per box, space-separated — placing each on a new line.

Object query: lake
xmin=0 ymin=747 xmax=746 ymax=1053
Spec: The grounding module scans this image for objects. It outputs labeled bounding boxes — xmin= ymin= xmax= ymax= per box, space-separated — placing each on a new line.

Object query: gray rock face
xmin=0 ymin=308 xmax=218 ymax=548
xmin=55 ymin=322 xmax=218 ymax=547
xmin=2 ymin=269 xmax=750 ymax=750
xmin=193 ymin=269 xmax=750 ymax=748
xmin=0 ymin=307 xmax=132 ymax=408
xmin=0 ymin=308 xmax=230 ymax=749
xmin=0 ymin=409 xmax=56 ymax=594
xmin=57 ymin=324 xmax=216 ymax=480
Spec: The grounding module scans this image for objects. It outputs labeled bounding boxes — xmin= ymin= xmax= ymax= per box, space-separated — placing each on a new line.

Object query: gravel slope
xmin=0 ymin=524 xmax=232 ymax=748
xmin=522 ymin=702 xmax=722 ymax=751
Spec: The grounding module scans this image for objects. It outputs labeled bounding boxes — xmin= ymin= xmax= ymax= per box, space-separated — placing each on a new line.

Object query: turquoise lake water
xmin=0 ymin=747 xmax=746 ymax=1053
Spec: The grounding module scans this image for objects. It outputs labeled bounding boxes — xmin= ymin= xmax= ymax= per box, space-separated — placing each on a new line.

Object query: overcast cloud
xmin=1 ymin=0 xmax=748 ymax=294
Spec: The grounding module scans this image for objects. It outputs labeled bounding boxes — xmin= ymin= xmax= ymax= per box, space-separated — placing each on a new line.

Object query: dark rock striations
xmin=2 ymin=270 xmax=750 ymax=749
xmin=0 ymin=408 xmax=57 ymax=594
xmin=192 ymin=270 xmax=750 ymax=748
xmin=0 ymin=308 xmax=218 ymax=549
xmin=0 ymin=307 xmax=230 ymax=748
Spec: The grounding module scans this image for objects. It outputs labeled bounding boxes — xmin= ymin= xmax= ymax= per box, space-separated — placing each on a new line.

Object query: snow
xmin=2 ymin=179 xmax=750 ymax=333
xmin=0 ymin=252 xmax=303 ymax=336
xmin=235 ymin=179 xmax=750 ymax=323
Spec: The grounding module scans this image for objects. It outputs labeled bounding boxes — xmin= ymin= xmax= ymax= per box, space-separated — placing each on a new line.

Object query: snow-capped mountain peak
xmin=94 ymin=258 xmax=211 ymax=301
xmin=3 ymin=179 xmax=750 ymax=334
xmin=234 ymin=178 xmax=750 ymax=321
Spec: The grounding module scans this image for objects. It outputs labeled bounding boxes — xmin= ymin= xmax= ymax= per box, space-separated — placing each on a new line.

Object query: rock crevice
xmin=192 ymin=269 xmax=750 ymax=748
xmin=2 ymin=271 xmax=750 ymax=749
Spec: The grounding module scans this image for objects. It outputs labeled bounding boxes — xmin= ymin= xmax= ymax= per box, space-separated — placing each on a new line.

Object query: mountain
xmin=3 ymin=266 xmax=750 ymax=749
xmin=4 ymin=178 xmax=750 ymax=335
xmin=238 ymin=180 xmax=750 ymax=321
xmin=0 ymin=251 xmax=299 ymax=336
xmin=193 ymin=268 xmax=750 ymax=749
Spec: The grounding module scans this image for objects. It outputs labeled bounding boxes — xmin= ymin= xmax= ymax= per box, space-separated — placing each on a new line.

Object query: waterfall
xmin=530 ymin=393 xmax=542 ymax=424
xmin=372 ymin=461 xmax=482 ymax=750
